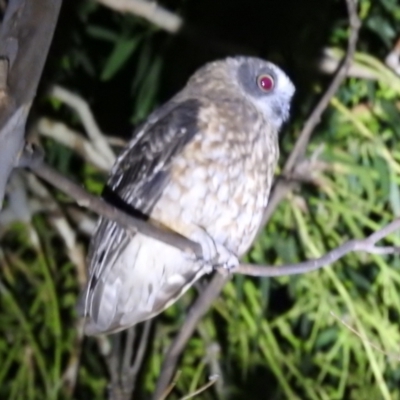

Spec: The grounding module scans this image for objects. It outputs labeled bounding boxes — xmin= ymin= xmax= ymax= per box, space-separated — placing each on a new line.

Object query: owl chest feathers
xmin=151 ymin=100 xmax=279 ymax=255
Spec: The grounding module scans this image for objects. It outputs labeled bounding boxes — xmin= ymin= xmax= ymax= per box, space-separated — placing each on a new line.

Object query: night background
xmin=1 ymin=0 xmax=400 ymax=399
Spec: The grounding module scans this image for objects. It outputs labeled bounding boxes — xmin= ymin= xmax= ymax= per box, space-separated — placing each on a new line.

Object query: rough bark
xmin=0 ymin=0 xmax=62 ymax=209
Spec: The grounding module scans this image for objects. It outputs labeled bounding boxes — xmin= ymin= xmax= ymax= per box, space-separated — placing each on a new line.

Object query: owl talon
xmin=187 ymin=226 xmax=238 ymax=273
xmin=213 ymin=244 xmax=239 ymax=273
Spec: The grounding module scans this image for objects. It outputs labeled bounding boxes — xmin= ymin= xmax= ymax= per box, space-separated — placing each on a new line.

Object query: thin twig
xmin=153 ymin=274 xmax=229 ymax=400
xmin=103 ymin=321 xmax=153 ymax=399
xmin=199 ymin=332 xmax=224 ymax=396
xmin=236 ymin=225 xmax=400 ymax=277
xmin=263 ymin=0 xmax=360 ymax=224
xmin=120 ymin=320 xmax=152 ymax=395
xmin=121 ymin=327 xmax=136 ymax=382
xmin=179 ymin=375 xmax=219 ymax=400
xmin=61 ymin=319 xmax=86 ymax=396
xmin=158 ymin=371 xmax=182 ymax=400
xmin=96 ymin=0 xmax=183 ymax=33
xmin=25 ymin=173 xmax=87 ymax=287
xmin=108 ymin=334 xmax=122 ymax=399
xmin=37 ymin=117 xmax=113 ymax=171
xmin=330 ymin=312 xmax=400 ymax=361
xmin=49 ymin=85 xmax=115 ymax=167
xmin=284 ymin=0 xmax=360 ymax=172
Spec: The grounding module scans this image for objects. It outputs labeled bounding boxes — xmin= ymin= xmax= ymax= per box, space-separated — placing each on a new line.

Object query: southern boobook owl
xmin=78 ymin=56 xmax=295 ymax=335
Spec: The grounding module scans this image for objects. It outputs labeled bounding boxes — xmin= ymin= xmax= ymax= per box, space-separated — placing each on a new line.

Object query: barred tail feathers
xmin=82 ymin=233 xmax=208 ymax=335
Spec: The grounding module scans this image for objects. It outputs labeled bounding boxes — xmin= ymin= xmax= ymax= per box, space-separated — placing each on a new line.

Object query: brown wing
xmin=78 ymin=98 xmax=201 ymax=319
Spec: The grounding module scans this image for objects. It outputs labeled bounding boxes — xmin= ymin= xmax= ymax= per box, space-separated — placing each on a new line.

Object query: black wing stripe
xmin=87 ymin=98 xmax=201 ymax=280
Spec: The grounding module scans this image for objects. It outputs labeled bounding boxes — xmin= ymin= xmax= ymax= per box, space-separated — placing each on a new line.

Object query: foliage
xmin=1 ymin=0 xmax=400 ymax=399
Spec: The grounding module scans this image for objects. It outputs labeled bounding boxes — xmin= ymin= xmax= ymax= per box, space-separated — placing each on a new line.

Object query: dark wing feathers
xmin=80 ymin=98 xmax=201 ymax=312
xmin=109 ymin=97 xmax=200 ymax=211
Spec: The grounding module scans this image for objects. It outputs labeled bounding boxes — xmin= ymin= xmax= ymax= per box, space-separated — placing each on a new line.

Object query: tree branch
xmin=153 ymin=274 xmax=229 ymax=400
xmin=263 ymin=0 xmax=360 ymax=224
xmin=22 ymin=144 xmax=202 ymax=258
xmin=283 ymin=0 xmax=360 ymax=172
xmin=24 ymin=147 xmax=400 ymax=282
xmin=236 ymin=225 xmax=400 ymax=277
xmin=154 ymin=0 xmax=362 ymax=395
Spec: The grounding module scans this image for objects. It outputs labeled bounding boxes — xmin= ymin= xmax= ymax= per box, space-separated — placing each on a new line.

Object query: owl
xmin=78 ymin=56 xmax=295 ymax=335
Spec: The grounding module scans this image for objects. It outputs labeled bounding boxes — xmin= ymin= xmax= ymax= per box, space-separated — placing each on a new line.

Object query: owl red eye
xmin=257 ymin=74 xmax=275 ymax=92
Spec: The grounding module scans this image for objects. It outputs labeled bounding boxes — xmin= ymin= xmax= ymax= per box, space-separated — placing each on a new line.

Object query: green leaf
xmin=101 ymin=36 xmax=141 ymax=81
xmin=366 ymin=15 xmax=396 ymax=47
xmin=86 ymin=25 xmax=120 ymax=42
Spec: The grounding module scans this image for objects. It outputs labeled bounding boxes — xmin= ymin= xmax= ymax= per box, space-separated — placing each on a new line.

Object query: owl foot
xmin=214 ymin=242 xmax=239 ymax=272
xmin=188 ymin=226 xmax=239 ymax=273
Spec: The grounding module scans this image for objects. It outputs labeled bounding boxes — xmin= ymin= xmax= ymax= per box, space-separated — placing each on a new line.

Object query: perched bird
xmin=79 ymin=56 xmax=295 ymax=335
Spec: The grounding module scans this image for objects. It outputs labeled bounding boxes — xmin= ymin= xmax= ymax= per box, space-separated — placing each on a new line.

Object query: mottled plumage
xmin=79 ymin=56 xmax=295 ymax=335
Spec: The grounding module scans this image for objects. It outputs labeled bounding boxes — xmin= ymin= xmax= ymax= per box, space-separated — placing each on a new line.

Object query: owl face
xmin=234 ymin=57 xmax=295 ymax=130
xmin=186 ymin=56 xmax=295 ymax=131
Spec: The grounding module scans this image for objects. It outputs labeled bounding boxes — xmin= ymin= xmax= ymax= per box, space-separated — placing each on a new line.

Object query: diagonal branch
xmin=154 ymin=0 xmax=362 ymax=395
xmin=22 ymin=145 xmax=202 ymax=257
xmin=153 ymin=274 xmax=229 ymax=400
xmin=23 ymin=147 xmax=400 ymax=279
xmin=283 ymin=0 xmax=360 ymax=173
xmin=263 ymin=0 xmax=360 ymax=224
